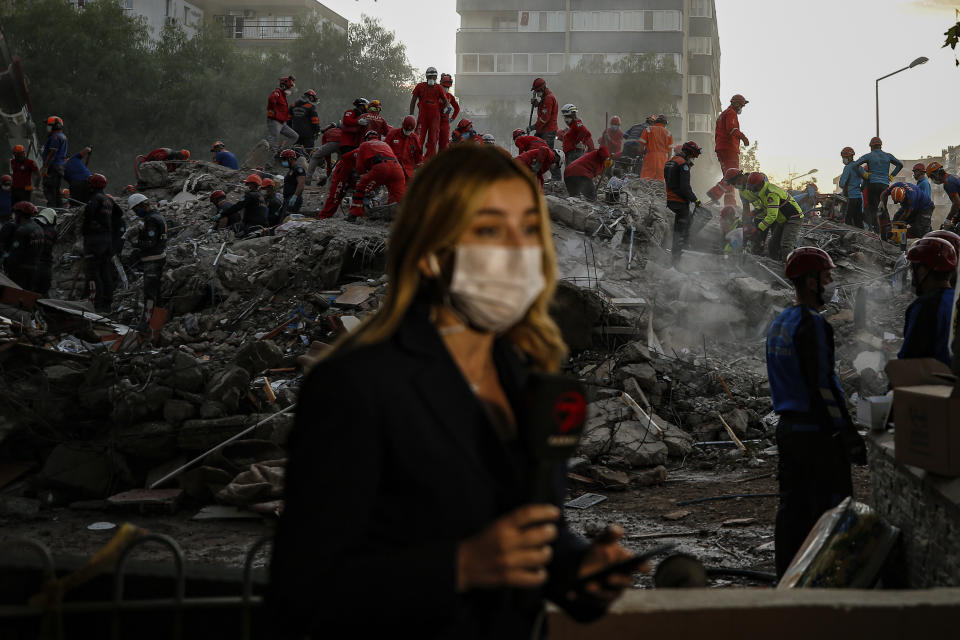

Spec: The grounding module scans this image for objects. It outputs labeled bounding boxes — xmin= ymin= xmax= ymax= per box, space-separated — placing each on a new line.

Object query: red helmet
xmin=869 ymin=136 xmax=882 ymax=148
xmin=279 ymin=75 xmax=295 ymax=89
xmin=440 ymin=73 xmax=453 ymax=88
xmin=303 ymin=89 xmax=318 ymax=101
xmin=244 ymin=174 xmax=262 ymax=186
xmin=364 ymin=130 xmax=380 ymax=141
xmin=124 ymin=184 xmax=136 ymax=193
xmin=531 ymin=78 xmax=546 ymax=91
xmin=456 ymin=118 xmax=472 ymax=130
xmin=181 ymin=149 xmax=191 ymax=159
xmin=890 ymin=186 xmax=907 ymax=203
xmin=723 ymin=168 xmax=743 ymax=184
xmin=785 ymin=247 xmax=836 ymax=279
xmin=731 ymin=94 xmax=749 ymax=105
xmin=12 ymin=201 xmax=37 ymax=216
xmin=610 ymin=116 xmax=621 ymax=126
xmin=681 ymin=141 xmax=702 ymax=157
xmin=402 ymin=115 xmax=417 ymax=131
xmin=0 ymin=174 xmax=11 ymax=185
xmin=907 ymin=237 xmax=958 ymax=272
xmin=512 ymin=128 xmax=525 ymax=140
xmin=46 ymin=116 xmax=63 ymax=129
xmin=88 ymin=173 xmax=107 ymax=188
xmin=261 ymin=178 xmax=275 ymax=189
xmin=597 ymin=146 xmax=611 ymax=160
xmin=280 ymin=149 xmax=297 ymax=159
xmin=211 ymin=140 xmax=225 ymax=152
xmin=210 ymin=190 xmax=226 ymax=202
xmin=840 ymin=146 xmax=855 ymax=158
xmin=746 ymin=172 xmax=766 ymax=191
xmin=913 ymin=162 xmax=927 ymax=173
xmin=924 ymin=230 xmax=960 ymax=257
xmin=12 ymin=144 xmax=25 ymax=155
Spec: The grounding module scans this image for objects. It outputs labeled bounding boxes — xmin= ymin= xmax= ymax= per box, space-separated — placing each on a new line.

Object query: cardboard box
xmin=885 ymin=359 xmax=960 ymax=476
xmin=857 ymin=393 xmax=892 ymax=431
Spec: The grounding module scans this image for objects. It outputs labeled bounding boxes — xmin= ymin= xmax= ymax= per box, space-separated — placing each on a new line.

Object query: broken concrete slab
xmin=40 ymin=443 xmax=131 ymax=498
xmin=231 ymin=340 xmax=283 ymax=376
xmin=205 ymin=365 xmax=250 ymax=413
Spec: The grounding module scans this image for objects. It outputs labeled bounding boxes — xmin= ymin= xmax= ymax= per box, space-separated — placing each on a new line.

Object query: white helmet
xmin=38 ymin=208 xmax=57 ymax=225
xmin=426 ymin=66 xmax=438 ymax=78
xmin=128 ymin=193 xmax=149 ymax=209
xmin=560 ymin=103 xmax=578 ymax=116
xmin=481 ymin=133 xmax=496 ymax=144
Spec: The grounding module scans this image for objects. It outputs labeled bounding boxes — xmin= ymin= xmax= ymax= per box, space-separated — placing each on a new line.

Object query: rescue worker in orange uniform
xmin=715 ymin=94 xmax=750 ymax=206
xmin=637 ymin=115 xmax=673 ymax=182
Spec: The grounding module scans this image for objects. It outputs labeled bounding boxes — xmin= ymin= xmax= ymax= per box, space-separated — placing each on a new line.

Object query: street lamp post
xmin=876 ymin=56 xmax=928 ymax=138
xmin=788 ymin=168 xmax=818 ymax=190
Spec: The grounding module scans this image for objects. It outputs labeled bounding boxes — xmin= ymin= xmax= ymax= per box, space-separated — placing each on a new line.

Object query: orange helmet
xmin=926 ymin=161 xmax=944 ymax=176
xmin=210 ymin=190 xmax=226 ymax=202
xmin=46 ymin=116 xmax=63 ymax=129
xmin=261 ymin=178 xmax=275 ymax=189
xmin=244 ymin=174 xmax=262 ymax=186
xmin=869 ymin=136 xmax=882 ymax=148
xmin=890 ymin=186 xmax=907 ymax=203
xmin=367 ymin=99 xmax=382 ymax=112
xmin=211 ymin=141 xmax=225 ymax=152
xmin=723 ymin=168 xmax=743 ymax=184
xmin=180 ymin=149 xmax=191 ymax=159
xmin=12 ymin=144 xmax=25 ymax=155
xmin=840 ymin=147 xmax=854 ymax=158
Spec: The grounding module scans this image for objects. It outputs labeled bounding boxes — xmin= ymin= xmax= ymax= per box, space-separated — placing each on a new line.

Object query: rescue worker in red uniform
xmin=267 ymin=76 xmax=299 ymax=162
xmin=308 ymin=124 xmax=342 ymax=186
xmin=409 ymin=67 xmax=449 ymax=160
xmin=513 ymin=130 xmax=550 ymax=155
xmin=599 ymin=116 xmax=624 ymax=157
xmin=318 ymin=149 xmax=360 ymax=219
xmin=516 ymin=146 xmax=557 ymax=190
xmin=9 ymin=145 xmax=39 ymax=204
xmin=564 ymin=146 xmax=611 ymax=201
xmin=386 ymin=116 xmax=423 ymax=182
xmin=351 ymin=132 xmax=406 ymax=217
xmin=136 ymin=148 xmax=191 ymax=176
xmin=531 ymin=77 xmax=560 ymax=181
xmin=340 ymin=98 xmax=369 ymax=155
xmin=637 ymin=115 xmax=673 ymax=182
xmin=560 ymin=104 xmax=594 ymax=167
xmin=438 ymin=73 xmax=460 ymax=153
xmin=363 ymin=100 xmax=391 ymax=140
xmin=663 ymin=142 xmax=704 ymax=267
xmin=715 ymin=94 xmax=750 ymax=206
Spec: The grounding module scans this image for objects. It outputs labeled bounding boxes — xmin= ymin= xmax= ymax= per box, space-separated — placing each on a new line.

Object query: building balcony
xmin=216 ymin=17 xmax=296 ymax=40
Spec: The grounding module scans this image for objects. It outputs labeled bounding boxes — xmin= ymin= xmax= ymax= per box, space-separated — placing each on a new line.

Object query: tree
xmin=943 ymin=11 xmax=960 ymax=66
xmin=740 ymin=141 xmax=760 ymax=174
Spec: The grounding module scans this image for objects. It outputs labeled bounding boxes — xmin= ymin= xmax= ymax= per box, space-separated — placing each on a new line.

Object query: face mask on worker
xmin=564 ymin=115 xmax=575 ymax=125
xmin=610 ymin=125 xmax=619 ymax=131
xmin=402 ymin=128 xmax=413 ymax=136
xmin=281 ymin=161 xmax=290 ymax=168
xmin=427 ymin=78 xmax=436 ymax=86
xmin=431 ymin=246 xmax=545 ymax=333
xmin=842 ymin=157 xmax=851 ymax=165
xmin=1 ymin=184 xmax=9 ymax=191
xmin=733 ymin=104 xmax=743 ymax=114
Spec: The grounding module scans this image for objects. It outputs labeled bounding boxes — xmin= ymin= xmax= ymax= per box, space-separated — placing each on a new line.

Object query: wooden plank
xmin=333 ymin=285 xmax=375 ymax=308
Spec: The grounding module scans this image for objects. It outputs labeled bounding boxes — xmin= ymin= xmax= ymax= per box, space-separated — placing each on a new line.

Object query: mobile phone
xmin=576 ymin=543 xmax=678 ymax=588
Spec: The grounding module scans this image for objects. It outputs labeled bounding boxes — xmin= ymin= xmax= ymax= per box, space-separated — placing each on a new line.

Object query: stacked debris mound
xmin=0 ymin=160 xmax=392 ymax=512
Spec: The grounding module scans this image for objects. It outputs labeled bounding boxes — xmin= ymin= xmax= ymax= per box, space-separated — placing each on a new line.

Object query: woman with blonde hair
xmin=270 ymin=145 xmax=633 ymax=638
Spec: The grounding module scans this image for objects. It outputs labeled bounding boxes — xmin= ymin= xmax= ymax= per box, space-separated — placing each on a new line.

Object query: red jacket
xmin=535 ymin=90 xmax=559 ymax=134
xmin=386 ymin=127 xmax=423 ymax=177
xmin=444 ymin=91 xmax=461 ymax=123
xmin=356 ymin=140 xmax=399 ymax=175
xmin=10 ymin=157 xmax=39 ymax=189
xmin=562 ymin=120 xmax=594 ymax=154
xmin=412 ymin=82 xmax=448 ymax=114
xmin=599 ymin=127 xmax=624 ymax=155
xmin=516 ymin=147 xmax=554 ymax=186
xmin=564 ymin=148 xmax=610 ymax=179
xmin=515 ymin=135 xmax=549 ymax=154
xmin=715 ymin=106 xmax=746 ymax=152
xmin=322 ymin=127 xmax=342 ymax=145
xmin=340 ymin=108 xmax=364 ymax=148
xmin=267 ymin=88 xmax=290 ymax=123
xmin=364 ymin=114 xmax=391 ymax=138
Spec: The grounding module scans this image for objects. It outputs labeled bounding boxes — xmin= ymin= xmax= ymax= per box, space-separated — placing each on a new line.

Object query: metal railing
xmin=457 ymin=26 xmax=519 ymax=32
xmin=219 ymin=20 xmax=296 ymax=40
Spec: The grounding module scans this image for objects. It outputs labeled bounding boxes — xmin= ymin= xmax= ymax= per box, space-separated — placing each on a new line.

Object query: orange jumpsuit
xmin=638 ymin=123 xmax=673 ymax=182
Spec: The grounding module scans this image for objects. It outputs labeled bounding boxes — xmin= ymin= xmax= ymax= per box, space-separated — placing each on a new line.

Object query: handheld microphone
xmin=520 ymin=373 xmax=589 ymax=504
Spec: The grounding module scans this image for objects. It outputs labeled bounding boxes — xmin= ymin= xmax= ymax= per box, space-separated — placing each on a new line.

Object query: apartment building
xmin=191 ymin=0 xmax=347 ymax=48
xmin=455 ymin=0 xmax=721 ymax=162
xmin=69 ymin=0 xmax=204 ymax=38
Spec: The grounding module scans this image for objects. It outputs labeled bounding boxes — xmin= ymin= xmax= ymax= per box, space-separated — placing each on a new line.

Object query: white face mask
xmin=402 ymin=129 xmax=413 ymax=136
xmin=443 ymin=245 xmax=545 ymax=333
xmin=284 ymin=89 xmax=292 ymax=96
xmin=427 ymin=78 xmax=436 ymax=86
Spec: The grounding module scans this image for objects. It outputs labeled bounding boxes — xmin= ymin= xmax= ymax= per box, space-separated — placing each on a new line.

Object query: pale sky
xmin=324 ymin=0 xmax=960 ymax=183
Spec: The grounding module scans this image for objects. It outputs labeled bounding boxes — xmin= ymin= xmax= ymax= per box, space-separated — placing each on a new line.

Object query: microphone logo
xmin=553 ymin=391 xmax=587 ymax=435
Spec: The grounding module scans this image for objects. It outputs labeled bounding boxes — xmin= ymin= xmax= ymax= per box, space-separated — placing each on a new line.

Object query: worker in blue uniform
xmin=854 ymin=137 xmax=902 ymax=237
xmin=765 ymin=247 xmax=866 ymax=579
xmin=898 ymin=236 xmax=957 ymax=367
xmin=881 ymin=182 xmax=935 ymax=239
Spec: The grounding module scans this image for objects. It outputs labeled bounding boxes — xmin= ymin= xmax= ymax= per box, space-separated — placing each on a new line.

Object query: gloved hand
xmin=889 ymin=174 xmax=896 ymax=182
xmin=694 ymin=199 xmax=702 ymax=208
xmin=862 ymin=171 xmax=871 ymax=179
xmin=288 ymin=195 xmax=298 ymax=207
xmin=741 ymin=135 xmax=750 ymax=147
xmin=757 ymin=221 xmax=768 ymax=232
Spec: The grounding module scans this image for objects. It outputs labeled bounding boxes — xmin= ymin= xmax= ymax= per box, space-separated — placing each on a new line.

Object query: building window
xmin=518 ymin=10 xmax=565 ymax=32
xmin=165 ymin=0 xmax=171 ymax=17
xmin=570 ymin=11 xmax=620 ymax=31
xmin=478 ymin=54 xmax=495 ymax=73
xmin=689 ymin=114 xmax=713 ymax=133
xmin=691 ymin=0 xmax=713 ymax=18
xmin=688 ymin=75 xmax=712 ymax=94
xmin=531 ymin=53 xmax=548 ymax=73
xmin=549 ymin=53 xmax=565 ymax=73
xmin=460 ymin=54 xmax=478 ymax=73
xmin=652 ymin=10 xmax=681 ymax=31
xmin=514 ymin=54 xmax=529 ymax=73
xmin=621 ymin=10 xmax=681 ymax=32
xmin=496 ymin=54 xmax=513 ymax=73
xmin=122 ymin=0 xmax=133 ymax=9
xmin=689 ymin=36 xmax=713 ymax=56
xmin=658 ymin=53 xmax=682 ymax=73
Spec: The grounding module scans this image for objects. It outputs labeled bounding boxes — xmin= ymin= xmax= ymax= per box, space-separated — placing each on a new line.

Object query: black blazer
xmin=268 ymin=300 xmax=603 ymax=638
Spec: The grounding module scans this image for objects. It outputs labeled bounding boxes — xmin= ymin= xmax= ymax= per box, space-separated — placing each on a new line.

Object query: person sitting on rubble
xmin=218 ymin=174 xmax=268 ymax=234
xmin=317 ymin=148 xmax=360 ymax=220
xmin=279 ymin=149 xmax=306 ymax=216
xmin=898 ymin=236 xmax=956 ymax=367
xmin=881 ymin=182 xmax=934 ymax=240
xmin=564 ymin=145 xmax=611 ymax=202
xmin=260 ymin=179 xmax=284 ymax=227
xmin=766 ymin=247 xmax=866 ymax=579
xmin=210 ymin=141 xmax=240 ymax=171
xmin=136 ymin=148 xmax=191 ymax=176
xmin=350 ymin=131 xmax=406 ymax=218
xmin=270 ymin=143 xmax=638 ymax=637
xmin=34 ymin=207 xmax=57 ymax=297
xmin=128 ymin=193 xmax=166 ymax=333
xmin=744 ymin=172 xmax=803 ymax=261
xmin=2 ymin=201 xmax=43 ymax=290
